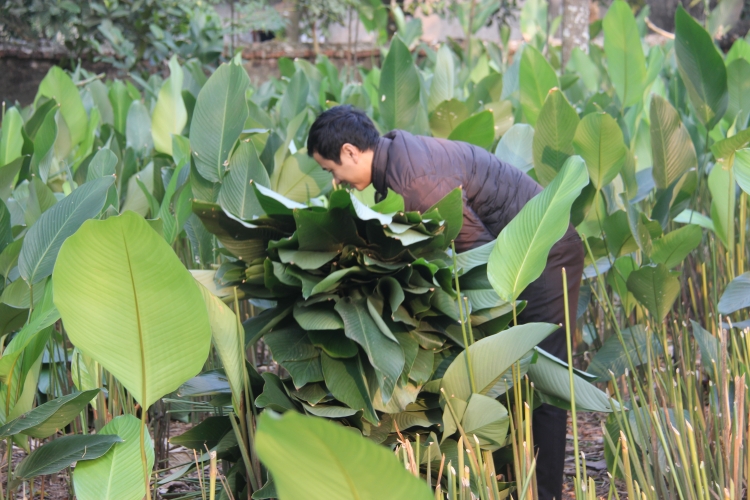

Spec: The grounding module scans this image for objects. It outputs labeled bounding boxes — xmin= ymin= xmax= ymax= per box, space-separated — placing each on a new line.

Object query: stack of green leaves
xmin=193 ymin=183 xmax=518 ymax=433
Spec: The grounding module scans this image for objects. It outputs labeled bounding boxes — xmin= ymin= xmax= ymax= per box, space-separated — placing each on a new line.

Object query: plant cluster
xmin=1 ymin=0 xmax=750 ymax=498
xmin=0 ymin=0 xmax=283 ymax=71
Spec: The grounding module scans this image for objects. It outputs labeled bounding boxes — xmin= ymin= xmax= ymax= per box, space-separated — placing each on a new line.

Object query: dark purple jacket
xmin=372 ymin=130 xmax=575 ymax=253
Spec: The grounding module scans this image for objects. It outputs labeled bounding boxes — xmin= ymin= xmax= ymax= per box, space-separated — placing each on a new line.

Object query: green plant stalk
xmin=228 ymin=413 xmax=258 ymax=492
xmin=562 ymin=268 xmax=582 ymax=494
xmin=607 ymin=371 xmax=651 ymax=491
xmin=671 ymin=425 xmax=696 ymax=500
xmin=739 ymin=191 xmax=747 ymax=276
xmin=584 ymin=236 xmax=656 ymax=486
xmin=141 ymin=406 xmax=152 ymax=500
xmin=451 ymin=241 xmax=476 ymax=393
xmin=620 ymin=432 xmax=636 ymax=500
xmin=517 ymin=454 xmax=537 ymax=500
xmin=458 ymin=436 xmax=465 ymax=500
xmin=448 ymin=461 xmax=457 ymax=500
xmin=685 ymin=422 xmax=708 ymax=500
xmin=652 ymin=410 xmax=687 ymax=500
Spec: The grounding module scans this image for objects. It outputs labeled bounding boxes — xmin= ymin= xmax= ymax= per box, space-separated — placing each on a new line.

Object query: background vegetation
xmin=1 ymin=0 xmax=750 ymax=499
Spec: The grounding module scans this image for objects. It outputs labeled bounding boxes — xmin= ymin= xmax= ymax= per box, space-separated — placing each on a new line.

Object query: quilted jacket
xmin=371 ymin=130 xmax=577 ymax=253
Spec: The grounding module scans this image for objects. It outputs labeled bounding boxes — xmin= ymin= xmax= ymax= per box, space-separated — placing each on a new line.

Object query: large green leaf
xmin=255 ymin=411 xmax=433 ymax=500
xmin=429 ymin=99 xmax=470 ymax=139
xmin=711 ymin=128 xmax=750 ymax=161
xmin=0 ymin=282 xmax=58 ymax=382
xmin=735 ymin=148 xmax=750 ymax=195
xmin=152 ymin=56 xmax=188 ymax=155
xmin=708 ymin=158 xmax=736 ymax=249
xmin=587 ymin=325 xmax=663 ymax=380
xmin=573 ymin=112 xmax=626 ymax=190
xmin=125 ymin=101 xmax=152 ymax=156
xmin=447 ymin=111 xmax=495 ymax=150
xmin=35 ymin=66 xmax=87 ymax=146
xmin=280 ymin=70 xmax=309 ymax=126
xmin=489 ymin=156 xmax=588 ymax=302
xmin=602 ymin=0 xmax=646 ymax=108
xmin=0 ymin=199 xmax=11 ymax=253
xmin=527 ymin=349 xmax=618 ymax=412
xmin=519 ymin=45 xmax=558 ymax=126
xmin=533 ymin=89 xmax=580 ymax=186
xmin=321 ymin=353 xmax=377 ymax=424
xmin=650 ymin=95 xmax=698 ymax=190
xmin=18 ymin=176 xmax=114 ymax=285
xmin=74 ymin=415 xmax=154 ymax=500
xmin=335 ymin=297 xmax=404 ymax=403
xmin=495 ymin=123 xmax=534 ymax=172
xmin=460 ymin=393 xmax=508 ymax=449
xmin=109 ymin=80 xmax=133 ymax=135
xmin=674 ymin=5 xmax=728 ymax=129
xmin=190 ymin=62 xmax=250 ymax=182
xmin=428 ymin=44 xmax=455 ymax=111
xmin=380 ymin=36 xmax=421 ymax=131
xmin=169 ymin=415 xmax=233 ymax=450
xmin=30 ymin=107 xmax=58 ymax=183
xmin=197 ymin=283 xmax=245 ymax=415
xmin=218 ymin=141 xmax=270 ymax=220
xmin=53 ymin=211 xmax=212 ymax=409
xmin=650 ymin=224 xmax=702 ymax=268
xmin=726 ymin=59 xmax=750 ymax=125
xmin=0 ymin=389 xmax=98 ymax=439
xmin=14 ymin=434 xmax=121 ymax=480
xmin=718 ymin=272 xmax=750 ymax=315
xmin=441 ymin=322 xmax=557 ymax=403
xmin=0 ymin=107 xmax=23 ymax=166
xmin=271 ymin=152 xmax=332 ymax=203
xmin=626 ymin=264 xmax=680 ymax=321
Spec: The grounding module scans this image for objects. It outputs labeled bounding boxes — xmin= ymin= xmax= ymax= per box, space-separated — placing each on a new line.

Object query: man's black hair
xmin=307 ymin=105 xmax=380 ymax=163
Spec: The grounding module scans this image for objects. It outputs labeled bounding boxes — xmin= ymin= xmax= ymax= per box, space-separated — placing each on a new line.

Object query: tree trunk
xmin=286 ymin=1 xmax=301 ymax=43
xmin=561 ymin=0 xmax=590 ymax=69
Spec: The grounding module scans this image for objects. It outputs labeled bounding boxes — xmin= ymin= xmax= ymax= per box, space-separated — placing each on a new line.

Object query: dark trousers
xmin=516 ymin=230 xmax=585 ymax=500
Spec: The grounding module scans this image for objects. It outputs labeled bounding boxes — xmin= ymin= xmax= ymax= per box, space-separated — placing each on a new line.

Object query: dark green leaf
xmin=675 ymin=5 xmax=728 ymax=129
xmin=14 ymin=435 xmax=121 ymax=480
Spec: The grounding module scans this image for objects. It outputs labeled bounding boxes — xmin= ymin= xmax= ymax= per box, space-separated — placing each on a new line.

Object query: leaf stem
xmin=141 ymin=408 xmax=151 ymax=500
xmin=452 ymin=241 xmax=477 ymax=393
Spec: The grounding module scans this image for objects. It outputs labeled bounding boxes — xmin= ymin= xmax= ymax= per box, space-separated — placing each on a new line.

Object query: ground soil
xmin=0 ymin=410 xmax=621 ymax=499
xmin=562 ymin=411 xmax=627 ymax=499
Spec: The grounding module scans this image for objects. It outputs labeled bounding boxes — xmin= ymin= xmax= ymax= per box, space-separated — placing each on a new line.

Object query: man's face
xmin=312 ymin=144 xmax=372 ymax=191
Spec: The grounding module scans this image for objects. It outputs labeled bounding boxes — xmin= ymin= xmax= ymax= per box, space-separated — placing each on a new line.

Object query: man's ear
xmin=341 ymin=143 xmax=360 ymax=162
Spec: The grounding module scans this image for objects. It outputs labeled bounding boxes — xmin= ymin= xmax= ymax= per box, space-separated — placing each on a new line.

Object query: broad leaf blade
xmin=380 ymin=36 xmax=421 ymax=131
xmin=19 ymin=176 xmax=115 ymax=285
xmin=675 ymin=5 xmax=728 ymax=129
xmin=718 ymin=272 xmax=750 ymax=315
xmin=489 ymin=156 xmax=588 ymax=302
xmin=0 ymin=389 xmax=99 ymax=439
xmin=53 ymin=211 xmax=212 ymax=409
xmin=626 ymin=264 xmax=680 ymax=321
xmin=441 ymin=323 xmax=558 ymax=403
xmin=255 ymin=411 xmax=433 ymax=500
xmin=190 ymin=62 xmax=250 ymax=182
xmin=15 ymin=435 xmax=121 ymax=480
xmin=602 ymin=1 xmax=646 ymax=108
xmin=533 ymin=89 xmax=580 ymax=186
xmin=650 ymin=95 xmax=698 ymax=190
xmin=519 ymin=46 xmax=558 ymax=126
xmin=74 ymin=415 xmax=154 ymax=500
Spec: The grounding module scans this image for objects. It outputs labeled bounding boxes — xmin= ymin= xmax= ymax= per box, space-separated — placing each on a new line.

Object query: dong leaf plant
xmin=0 ymin=1 xmax=749 ymax=497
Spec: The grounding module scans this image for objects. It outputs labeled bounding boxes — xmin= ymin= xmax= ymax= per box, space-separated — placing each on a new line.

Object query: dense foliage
xmin=1 ymin=0 xmax=750 ymax=498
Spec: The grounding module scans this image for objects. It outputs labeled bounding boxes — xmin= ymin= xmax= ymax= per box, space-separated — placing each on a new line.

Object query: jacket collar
xmin=371 ymin=134 xmax=393 ymax=197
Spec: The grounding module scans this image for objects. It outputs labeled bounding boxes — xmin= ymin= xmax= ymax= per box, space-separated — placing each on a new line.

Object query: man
xmin=307 ymin=104 xmax=584 ymax=500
